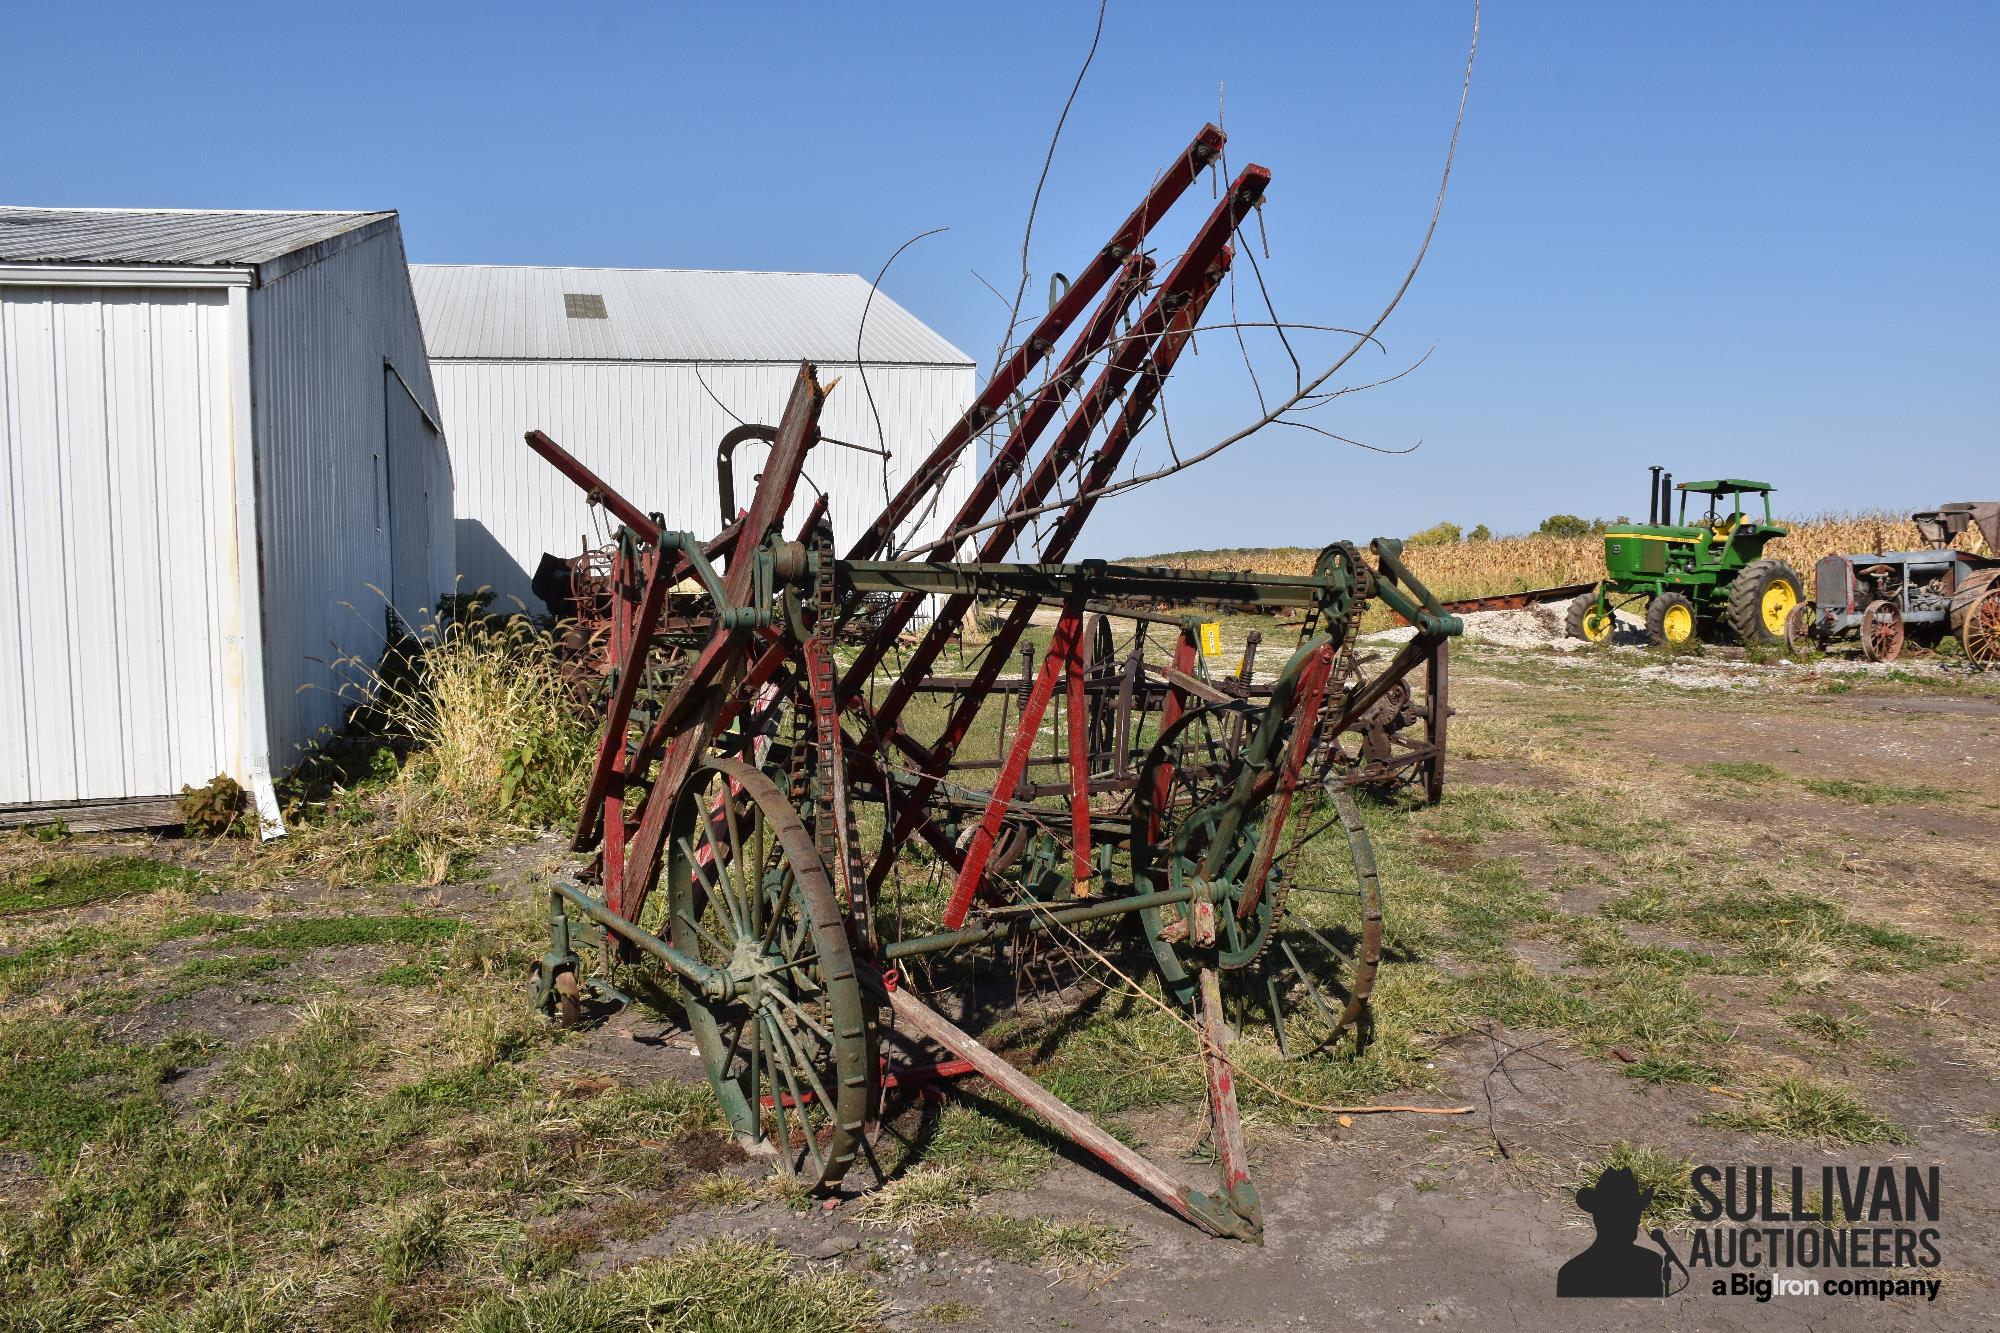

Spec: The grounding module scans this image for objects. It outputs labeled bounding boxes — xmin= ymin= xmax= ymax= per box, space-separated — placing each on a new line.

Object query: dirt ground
xmin=3 ymin=629 xmax=1996 ymax=1331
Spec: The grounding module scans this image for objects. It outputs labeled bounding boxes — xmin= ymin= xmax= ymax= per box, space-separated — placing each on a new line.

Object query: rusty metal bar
xmin=846 ymin=124 xmax=1225 ymax=563
xmin=876 ymin=980 xmax=1247 ymax=1239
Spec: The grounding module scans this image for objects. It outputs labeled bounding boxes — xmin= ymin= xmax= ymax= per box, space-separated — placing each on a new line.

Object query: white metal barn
xmin=0 ymin=209 xmax=452 ymax=831
xmin=408 ymin=265 xmax=976 ymax=610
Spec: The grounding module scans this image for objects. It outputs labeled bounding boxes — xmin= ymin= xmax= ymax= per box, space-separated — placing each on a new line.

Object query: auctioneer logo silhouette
xmin=1557 ymin=1167 xmax=1690 ymax=1298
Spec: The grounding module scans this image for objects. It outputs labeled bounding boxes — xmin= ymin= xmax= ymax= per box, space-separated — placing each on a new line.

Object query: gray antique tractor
xmin=1795 ymin=502 xmax=2000 ymax=665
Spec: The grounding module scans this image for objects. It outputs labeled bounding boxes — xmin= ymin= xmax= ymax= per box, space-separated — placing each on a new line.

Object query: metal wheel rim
xmin=1761 ymin=581 xmax=1797 ymax=635
xmin=1133 ymin=704 xmax=1271 ymax=986
xmin=666 ymin=756 xmax=872 ymax=1189
xmin=1133 ymin=708 xmax=1380 ymax=1058
xmin=1662 ymin=604 xmax=1694 ymax=643
xmin=1966 ymin=591 xmax=2000 ymax=666
xmin=1861 ymin=599 xmax=1904 ymax=663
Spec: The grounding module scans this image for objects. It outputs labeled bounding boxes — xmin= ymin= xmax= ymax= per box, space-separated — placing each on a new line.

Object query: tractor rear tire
xmin=1646 ymin=592 xmax=1698 ymax=648
xmin=1952 ymin=569 xmax=2000 ymax=667
xmin=1727 ymin=559 xmax=1804 ymax=647
xmin=1565 ymin=592 xmax=1614 ymax=644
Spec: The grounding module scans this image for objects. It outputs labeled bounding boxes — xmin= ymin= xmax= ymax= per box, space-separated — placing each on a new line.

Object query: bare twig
xmin=857 ymin=225 xmax=949 ymax=537
xmin=990 ymin=0 xmax=1109 ymax=381
xmin=939 ymin=0 xmax=1481 ymax=542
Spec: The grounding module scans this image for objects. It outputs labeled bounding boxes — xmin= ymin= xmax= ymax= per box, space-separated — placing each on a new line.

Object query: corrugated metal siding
xmin=384 ymin=368 xmax=451 ymax=626
xmin=0 ymin=208 xmax=393 ymax=267
xmin=411 ymin=265 xmax=974 ymax=366
xmin=0 ymin=285 xmax=241 ymax=802
xmin=249 ymin=227 xmax=451 ymax=768
xmin=435 ymin=361 xmax=975 ymax=609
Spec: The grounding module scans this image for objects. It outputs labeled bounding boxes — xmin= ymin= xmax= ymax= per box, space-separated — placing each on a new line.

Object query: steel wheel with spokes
xmin=666 ymin=756 xmax=873 ymax=1189
xmin=1860 ymin=599 xmax=1904 ymax=663
xmin=1964 ymin=589 xmax=2000 ymax=668
xmin=1133 ymin=703 xmax=1381 ymax=1059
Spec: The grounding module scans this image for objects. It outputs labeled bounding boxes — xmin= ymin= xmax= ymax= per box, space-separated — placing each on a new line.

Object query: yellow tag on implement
xmin=1198 ymin=621 xmax=1223 ymax=657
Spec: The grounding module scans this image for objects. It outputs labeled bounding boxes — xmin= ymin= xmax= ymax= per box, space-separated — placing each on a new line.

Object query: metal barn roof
xmin=0 ymin=208 xmax=395 ymax=268
xmin=410 ymin=264 xmax=974 ymax=367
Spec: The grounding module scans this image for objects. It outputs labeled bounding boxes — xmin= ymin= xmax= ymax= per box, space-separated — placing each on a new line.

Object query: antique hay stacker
xmin=526 ymin=125 xmax=1461 ymax=1241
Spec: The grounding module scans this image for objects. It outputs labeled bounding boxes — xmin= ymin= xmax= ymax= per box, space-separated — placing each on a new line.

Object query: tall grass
xmin=382 ymin=617 xmax=595 ymax=830
xmin=270 ymin=617 xmax=595 ymax=884
xmin=1134 ymin=512 xmax=1993 ymax=604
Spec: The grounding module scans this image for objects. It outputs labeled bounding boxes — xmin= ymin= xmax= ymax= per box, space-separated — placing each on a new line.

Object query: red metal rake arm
xmin=847 ymin=124 xmax=1225 ymax=563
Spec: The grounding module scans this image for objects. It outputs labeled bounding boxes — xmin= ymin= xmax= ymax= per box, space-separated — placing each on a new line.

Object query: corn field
xmin=1142 ymin=513 xmax=1993 ymax=605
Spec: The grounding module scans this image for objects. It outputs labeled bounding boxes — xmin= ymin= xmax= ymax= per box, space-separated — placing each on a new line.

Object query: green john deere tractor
xmin=1566 ymin=472 xmax=1805 ymax=649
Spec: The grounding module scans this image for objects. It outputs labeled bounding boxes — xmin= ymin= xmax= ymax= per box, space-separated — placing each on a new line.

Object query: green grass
xmin=688 ymin=1171 xmax=756 ymax=1206
xmin=376 ymin=958 xmax=448 ymax=987
xmin=0 ymin=854 xmax=202 ymax=914
xmin=1799 ymin=777 xmax=1956 ymax=806
xmin=0 ymin=994 xmax=619 ymax=1328
xmin=1695 ymin=761 xmax=1786 ymax=784
xmin=0 ymin=1018 xmax=216 ymax=1169
xmin=1785 ymin=1009 xmax=1868 ymax=1047
xmin=454 ymin=1238 xmax=884 ymax=1333
xmin=1579 ymin=1143 xmax=1697 ymax=1229
xmin=159 ymin=952 xmax=289 ymax=1000
xmin=230 ymin=914 xmax=464 ymax=952
xmin=925 ymin=1213 xmax=1128 ymax=1276
xmin=1690 ymin=762 xmax=1956 ymax=809
xmin=1699 ymin=1076 xmax=1909 ymax=1146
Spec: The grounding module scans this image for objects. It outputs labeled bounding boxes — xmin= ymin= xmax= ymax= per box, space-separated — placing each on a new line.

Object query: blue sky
xmin=10 ymin=1 xmax=1995 ymax=557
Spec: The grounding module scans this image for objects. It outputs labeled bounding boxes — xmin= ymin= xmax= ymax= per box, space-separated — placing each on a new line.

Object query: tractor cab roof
xmin=1678 ymin=479 xmax=1773 ymax=496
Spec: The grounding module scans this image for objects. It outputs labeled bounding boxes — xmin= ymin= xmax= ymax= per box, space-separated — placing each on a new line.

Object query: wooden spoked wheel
xmin=1860 ymin=599 xmax=1904 ymax=663
xmin=666 ymin=757 xmax=873 ymax=1189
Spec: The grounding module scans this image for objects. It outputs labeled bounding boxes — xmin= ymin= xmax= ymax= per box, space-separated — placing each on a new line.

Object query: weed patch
xmin=0 ymin=1018 xmax=215 ymax=1168
xmin=1579 ymin=1143 xmax=1697 ymax=1228
xmin=1695 ymin=761 xmax=1786 ymax=784
xmin=1799 ymin=778 xmax=1955 ymax=806
xmin=451 ymin=1238 xmax=883 ymax=1333
xmin=0 ymin=854 xmax=202 ymax=915
xmin=924 ymin=1212 xmax=1128 ymax=1278
xmin=1699 ymin=1076 xmax=1908 ymax=1146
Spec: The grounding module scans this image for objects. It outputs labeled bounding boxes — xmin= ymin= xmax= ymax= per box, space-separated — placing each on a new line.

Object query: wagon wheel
xmin=1132 ymin=703 xmax=1380 ymax=1059
xmin=1963 ymin=588 xmax=2000 ymax=668
xmin=666 ymin=756 xmax=873 ymax=1189
xmin=1860 ymin=599 xmax=1904 ymax=663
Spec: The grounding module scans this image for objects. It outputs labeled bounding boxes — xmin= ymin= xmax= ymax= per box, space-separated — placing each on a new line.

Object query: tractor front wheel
xmin=1727 ymin=559 xmax=1805 ymax=647
xmin=1646 ymin=592 xmax=1698 ymax=648
xmin=1565 ymin=592 xmax=1614 ymax=644
xmin=1860 ymin=600 xmax=1905 ymax=663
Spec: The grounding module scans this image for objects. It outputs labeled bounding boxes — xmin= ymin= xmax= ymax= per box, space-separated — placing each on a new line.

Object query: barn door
xmin=382 ymin=368 xmax=439 ymax=635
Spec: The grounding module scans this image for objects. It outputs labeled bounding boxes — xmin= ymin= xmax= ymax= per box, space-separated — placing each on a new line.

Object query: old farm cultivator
xmin=527 ymin=125 xmax=1461 ymax=1241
